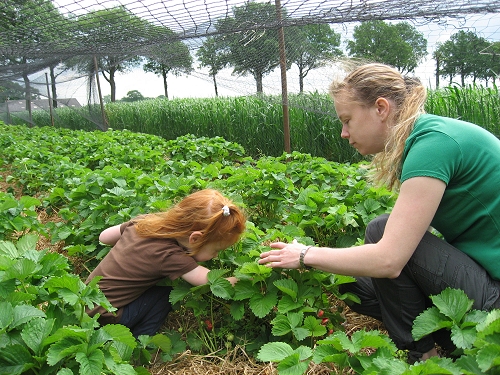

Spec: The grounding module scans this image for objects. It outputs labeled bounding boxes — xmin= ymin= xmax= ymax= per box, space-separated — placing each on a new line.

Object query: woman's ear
xmin=189 ymin=231 xmax=203 ymax=244
xmin=375 ymin=97 xmax=391 ymax=120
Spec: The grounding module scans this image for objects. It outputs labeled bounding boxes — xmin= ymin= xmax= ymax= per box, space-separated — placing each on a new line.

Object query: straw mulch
xmin=147 ymin=301 xmax=386 ymax=375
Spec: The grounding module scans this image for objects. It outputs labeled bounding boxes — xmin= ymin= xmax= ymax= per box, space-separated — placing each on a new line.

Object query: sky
xmin=29 ymin=5 xmax=500 ymax=104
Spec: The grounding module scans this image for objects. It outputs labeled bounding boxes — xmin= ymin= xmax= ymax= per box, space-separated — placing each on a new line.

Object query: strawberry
xmin=205 ymin=319 xmax=213 ymax=331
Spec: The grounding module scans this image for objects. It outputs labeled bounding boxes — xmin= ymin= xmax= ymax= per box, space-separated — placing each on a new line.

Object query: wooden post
xmin=45 ymin=73 xmax=55 ymax=126
xmin=275 ymin=0 xmax=291 ymax=154
xmin=93 ymin=55 xmax=108 ymax=130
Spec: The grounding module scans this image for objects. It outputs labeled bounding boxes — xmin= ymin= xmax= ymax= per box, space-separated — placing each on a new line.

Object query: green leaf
xmin=302 ymin=315 xmax=327 ymax=337
xmin=312 ymin=345 xmax=348 ymax=366
xmin=318 ymin=331 xmax=355 ymax=352
xmin=46 ymin=336 xmax=86 ymax=365
xmin=169 ymin=283 xmax=192 ymax=305
xmin=430 ymin=288 xmax=473 ymax=323
xmin=21 ymin=317 xmax=55 ymax=356
xmin=476 ymin=344 xmax=500 ymax=373
xmin=15 ymin=234 xmax=38 ymax=255
xmin=19 ymin=196 xmax=41 ymax=209
xmin=0 ymin=279 xmax=16 ymax=298
xmin=56 ymin=369 xmax=75 ymax=375
xmin=257 ymin=342 xmax=294 ymax=362
xmin=249 ymin=290 xmax=277 ymax=318
xmin=76 ymin=349 xmax=104 ymax=375
xmin=276 ymin=353 xmax=310 ymax=375
xmin=11 ymin=305 xmax=46 ymax=329
xmin=229 ymin=300 xmax=245 ymax=320
xmin=210 ymin=278 xmax=233 ymax=299
xmin=5 ymin=258 xmax=40 ymax=281
xmin=0 ymin=301 xmax=14 ymax=330
xmin=206 ymin=268 xmax=229 ymax=283
xmin=238 ymin=262 xmax=272 ymax=280
xmin=291 ymin=327 xmax=310 ymax=341
xmin=450 ymin=325 xmax=478 ymax=350
xmin=477 ymin=309 xmax=500 ymax=337
xmin=455 ymin=355 xmax=485 ymax=374
xmin=271 ymin=314 xmax=292 ymax=336
xmin=150 ymin=333 xmax=172 ymax=353
xmin=0 ymin=344 xmax=34 ymax=375
xmin=408 ymin=357 xmax=462 ymax=374
xmin=103 ymin=324 xmax=137 ymax=361
xmin=273 ymin=279 xmax=298 ymax=300
xmin=287 ymin=312 xmax=304 ymax=328
xmin=412 ymin=307 xmax=452 ymax=341
xmin=277 ymin=295 xmax=305 ymax=314
xmin=232 ymin=279 xmax=256 ymax=301
xmin=351 ymin=329 xmax=397 ymax=353
xmin=0 ymin=241 xmax=18 ymax=258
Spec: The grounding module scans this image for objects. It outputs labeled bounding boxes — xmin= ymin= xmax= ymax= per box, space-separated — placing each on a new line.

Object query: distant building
xmin=2 ymin=98 xmax=81 ymax=112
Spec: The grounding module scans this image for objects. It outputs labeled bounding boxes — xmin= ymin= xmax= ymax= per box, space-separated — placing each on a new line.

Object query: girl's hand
xmin=258 ymin=240 xmax=303 ymax=269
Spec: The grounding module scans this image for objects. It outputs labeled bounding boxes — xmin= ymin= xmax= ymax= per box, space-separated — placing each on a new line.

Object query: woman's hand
xmin=259 ymin=240 xmax=304 ymax=269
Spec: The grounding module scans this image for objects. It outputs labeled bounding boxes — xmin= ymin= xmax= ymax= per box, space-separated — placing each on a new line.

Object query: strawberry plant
xmin=6 ymin=124 xmax=490 ymax=375
xmin=0 ymin=192 xmax=46 ymax=241
xmin=257 ymin=288 xmax=500 ymax=375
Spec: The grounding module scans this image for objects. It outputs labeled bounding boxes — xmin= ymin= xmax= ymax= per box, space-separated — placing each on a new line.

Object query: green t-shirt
xmin=401 ymin=114 xmax=500 ymax=280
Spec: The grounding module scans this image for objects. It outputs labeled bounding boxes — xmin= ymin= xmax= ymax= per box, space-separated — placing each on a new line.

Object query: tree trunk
xmin=50 ymin=65 xmax=57 ymax=108
xmin=299 ymin=66 xmax=304 ymax=93
xmin=212 ymin=74 xmax=218 ymax=97
xmin=434 ymin=56 xmax=440 ymax=89
xmin=256 ymin=71 xmax=263 ymax=94
xmin=162 ymin=67 xmax=169 ymax=99
xmin=23 ymin=67 xmax=33 ymax=127
xmin=109 ymin=66 xmax=117 ymax=102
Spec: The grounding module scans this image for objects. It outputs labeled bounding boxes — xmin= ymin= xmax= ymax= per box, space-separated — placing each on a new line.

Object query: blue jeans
xmin=119 ymin=285 xmax=173 ymax=337
xmin=340 ymin=214 xmax=500 ymax=356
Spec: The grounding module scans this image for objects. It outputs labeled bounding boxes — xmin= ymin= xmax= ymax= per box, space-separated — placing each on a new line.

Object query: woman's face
xmin=334 ymin=93 xmax=391 ymax=156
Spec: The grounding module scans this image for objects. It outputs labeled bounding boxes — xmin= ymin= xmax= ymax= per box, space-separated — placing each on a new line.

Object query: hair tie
xmin=222 ymin=205 xmax=230 ymax=216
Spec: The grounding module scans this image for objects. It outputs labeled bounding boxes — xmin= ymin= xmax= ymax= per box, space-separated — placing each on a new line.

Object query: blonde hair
xmin=329 ymin=62 xmax=427 ymax=190
xmin=132 ymin=189 xmax=246 ymax=254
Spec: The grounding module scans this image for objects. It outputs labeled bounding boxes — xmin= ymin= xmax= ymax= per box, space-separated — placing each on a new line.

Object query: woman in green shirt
xmin=259 ymin=62 xmax=500 ymax=363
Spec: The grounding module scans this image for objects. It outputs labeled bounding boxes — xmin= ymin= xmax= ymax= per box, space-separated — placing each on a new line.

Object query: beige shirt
xmin=86 ymin=221 xmax=198 ymax=324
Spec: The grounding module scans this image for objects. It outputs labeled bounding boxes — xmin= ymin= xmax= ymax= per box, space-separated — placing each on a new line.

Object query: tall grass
xmin=9 ymin=85 xmax=499 ymax=161
xmin=426 ymin=84 xmax=500 ymax=136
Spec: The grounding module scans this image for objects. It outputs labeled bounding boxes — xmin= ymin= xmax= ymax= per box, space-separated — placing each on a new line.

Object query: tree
xmin=479 ymin=41 xmax=500 ymax=86
xmin=69 ymin=7 xmax=150 ymax=102
xmin=0 ymin=80 xmax=40 ymax=101
xmin=435 ymin=31 xmax=494 ymax=86
xmin=143 ymin=27 xmax=193 ymax=99
xmin=121 ymin=90 xmax=145 ymax=102
xmin=196 ymin=36 xmax=228 ymax=97
xmin=0 ymin=0 xmax=67 ymax=115
xmin=287 ymin=24 xmax=343 ymax=93
xmin=347 ymin=20 xmax=427 ymax=74
xmin=215 ymin=2 xmax=283 ymax=94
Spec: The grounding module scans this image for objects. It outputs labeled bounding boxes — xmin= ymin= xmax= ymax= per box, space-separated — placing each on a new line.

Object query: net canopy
xmin=1 ymin=0 xmax=499 ymax=127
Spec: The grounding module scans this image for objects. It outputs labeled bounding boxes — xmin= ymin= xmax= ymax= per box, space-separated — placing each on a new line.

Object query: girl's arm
xmin=259 ymin=176 xmax=446 ymax=278
xmin=181 ymin=265 xmax=238 ymax=286
xmin=99 ymin=224 xmax=123 ymax=246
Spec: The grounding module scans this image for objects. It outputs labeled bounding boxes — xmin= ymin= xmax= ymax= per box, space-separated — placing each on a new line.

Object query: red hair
xmin=132 ymin=189 xmax=246 ymax=254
